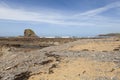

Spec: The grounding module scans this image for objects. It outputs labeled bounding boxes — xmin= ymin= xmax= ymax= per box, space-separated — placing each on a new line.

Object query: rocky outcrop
xmin=0 ymin=45 xmax=11 ymax=52
xmin=24 ymin=29 xmax=37 ymax=37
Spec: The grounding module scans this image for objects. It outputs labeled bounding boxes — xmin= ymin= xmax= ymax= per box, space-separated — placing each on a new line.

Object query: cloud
xmin=0 ymin=1 xmax=120 ymax=27
xmin=74 ymin=1 xmax=120 ymax=17
xmin=0 ymin=5 xmax=93 ymax=26
xmin=0 ymin=6 xmax=62 ymax=23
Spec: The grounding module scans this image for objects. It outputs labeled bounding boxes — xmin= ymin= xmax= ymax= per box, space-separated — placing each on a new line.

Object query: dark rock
xmin=40 ymin=60 xmax=53 ymax=65
xmin=14 ymin=71 xmax=31 ymax=80
xmin=82 ymin=49 xmax=89 ymax=51
xmin=113 ymin=48 xmax=120 ymax=51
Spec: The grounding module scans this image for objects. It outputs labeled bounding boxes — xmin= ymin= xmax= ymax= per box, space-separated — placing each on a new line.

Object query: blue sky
xmin=0 ymin=0 xmax=120 ymax=37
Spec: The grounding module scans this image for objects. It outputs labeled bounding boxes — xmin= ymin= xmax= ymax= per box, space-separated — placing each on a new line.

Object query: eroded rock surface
xmin=24 ymin=29 xmax=37 ymax=37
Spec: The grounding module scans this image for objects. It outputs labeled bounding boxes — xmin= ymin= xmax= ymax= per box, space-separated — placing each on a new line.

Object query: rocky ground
xmin=0 ymin=37 xmax=120 ymax=80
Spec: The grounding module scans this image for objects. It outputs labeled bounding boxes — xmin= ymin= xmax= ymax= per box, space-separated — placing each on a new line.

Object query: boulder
xmin=24 ymin=29 xmax=37 ymax=37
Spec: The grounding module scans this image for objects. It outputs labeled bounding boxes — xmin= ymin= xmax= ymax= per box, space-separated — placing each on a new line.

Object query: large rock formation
xmin=24 ymin=29 xmax=37 ymax=37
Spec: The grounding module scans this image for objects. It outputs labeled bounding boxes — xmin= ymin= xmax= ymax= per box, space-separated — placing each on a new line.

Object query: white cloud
xmin=0 ymin=6 xmax=62 ymax=23
xmin=74 ymin=1 xmax=120 ymax=17
xmin=0 ymin=1 xmax=120 ymax=27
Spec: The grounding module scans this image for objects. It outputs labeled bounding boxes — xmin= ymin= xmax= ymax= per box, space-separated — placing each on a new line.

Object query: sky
xmin=0 ymin=0 xmax=120 ymax=37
